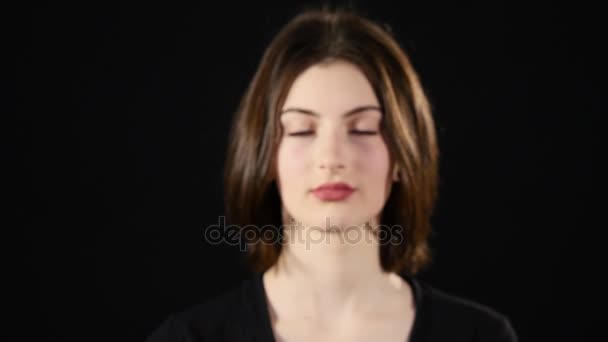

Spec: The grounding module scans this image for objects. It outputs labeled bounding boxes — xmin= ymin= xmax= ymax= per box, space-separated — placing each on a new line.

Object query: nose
xmin=320 ymin=159 xmax=345 ymax=172
xmin=315 ymin=126 xmax=347 ymax=173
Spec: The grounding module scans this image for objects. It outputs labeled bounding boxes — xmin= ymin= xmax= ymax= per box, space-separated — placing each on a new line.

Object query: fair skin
xmin=263 ymin=60 xmax=416 ymax=342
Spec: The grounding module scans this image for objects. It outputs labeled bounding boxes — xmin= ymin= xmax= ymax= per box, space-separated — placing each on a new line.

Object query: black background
xmin=14 ymin=1 xmax=600 ymax=341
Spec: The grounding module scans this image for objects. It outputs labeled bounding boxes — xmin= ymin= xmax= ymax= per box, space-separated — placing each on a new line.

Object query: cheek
xmin=276 ymin=140 xmax=310 ymax=183
xmin=277 ymin=138 xmax=389 ymax=183
xmin=353 ymin=139 xmax=390 ymax=179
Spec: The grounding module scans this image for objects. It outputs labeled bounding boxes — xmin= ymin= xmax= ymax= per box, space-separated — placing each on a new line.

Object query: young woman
xmin=147 ymin=7 xmax=518 ymax=342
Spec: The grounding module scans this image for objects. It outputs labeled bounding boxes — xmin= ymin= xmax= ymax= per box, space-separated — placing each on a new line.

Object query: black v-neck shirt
xmin=145 ymin=272 xmax=518 ymax=341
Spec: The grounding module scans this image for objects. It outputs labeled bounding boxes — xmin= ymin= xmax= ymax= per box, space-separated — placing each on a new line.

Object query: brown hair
xmin=223 ymin=5 xmax=439 ymax=277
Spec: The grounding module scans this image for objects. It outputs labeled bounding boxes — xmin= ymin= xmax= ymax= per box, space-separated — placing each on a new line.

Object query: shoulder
xmin=145 ymin=276 xmax=258 ymax=342
xmin=414 ymin=280 xmax=518 ymax=341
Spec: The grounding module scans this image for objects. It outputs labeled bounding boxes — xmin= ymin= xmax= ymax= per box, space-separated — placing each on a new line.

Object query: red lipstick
xmin=312 ymin=182 xmax=355 ymax=201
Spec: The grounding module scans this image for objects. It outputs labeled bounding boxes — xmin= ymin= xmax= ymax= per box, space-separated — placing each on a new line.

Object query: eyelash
xmin=287 ymin=130 xmax=378 ymax=137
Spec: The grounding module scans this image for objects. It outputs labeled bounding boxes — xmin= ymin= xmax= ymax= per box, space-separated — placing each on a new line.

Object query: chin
xmin=306 ymin=214 xmax=372 ymax=230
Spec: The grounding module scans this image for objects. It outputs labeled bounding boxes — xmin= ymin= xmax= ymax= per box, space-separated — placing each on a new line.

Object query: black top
xmin=146 ymin=272 xmax=518 ymax=341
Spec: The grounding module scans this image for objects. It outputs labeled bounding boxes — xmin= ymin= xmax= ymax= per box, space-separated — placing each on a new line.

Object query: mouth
xmin=311 ymin=182 xmax=356 ymax=201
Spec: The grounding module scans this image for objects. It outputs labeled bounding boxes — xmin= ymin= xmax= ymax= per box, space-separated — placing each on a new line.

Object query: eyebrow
xmin=279 ymin=105 xmax=382 ymax=118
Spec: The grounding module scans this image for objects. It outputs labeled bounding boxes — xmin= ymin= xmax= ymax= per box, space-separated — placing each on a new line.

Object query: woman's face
xmin=276 ymin=60 xmax=393 ymax=231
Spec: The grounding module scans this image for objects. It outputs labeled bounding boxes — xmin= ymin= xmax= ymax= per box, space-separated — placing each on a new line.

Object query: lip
xmin=312 ymin=182 xmax=355 ymax=201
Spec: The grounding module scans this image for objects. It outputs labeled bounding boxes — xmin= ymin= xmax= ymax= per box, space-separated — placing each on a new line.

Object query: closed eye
xmin=287 ymin=131 xmax=314 ymax=136
xmin=350 ymin=130 xmax=378 ymax=135
xmin=287 ymin=130 xmax=378 ymax=137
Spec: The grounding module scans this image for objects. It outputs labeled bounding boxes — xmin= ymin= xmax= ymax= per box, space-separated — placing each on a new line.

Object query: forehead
xmin=281 ymin=60 xmax=380 ymax=116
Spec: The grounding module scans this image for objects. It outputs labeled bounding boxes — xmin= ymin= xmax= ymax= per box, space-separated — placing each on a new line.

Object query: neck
xmin=265 ymin=220 xmax=399 ymax=318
